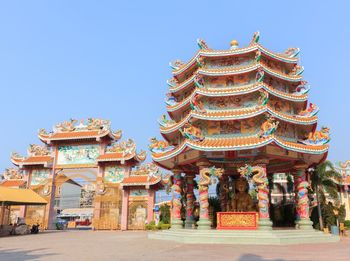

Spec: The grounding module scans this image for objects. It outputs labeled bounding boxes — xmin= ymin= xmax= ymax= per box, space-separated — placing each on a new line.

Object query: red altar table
xmin=216 ymin=212 xmax=258 ymax=230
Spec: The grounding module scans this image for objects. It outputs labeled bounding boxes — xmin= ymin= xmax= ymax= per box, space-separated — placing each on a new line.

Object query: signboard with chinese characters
xmin=57 ymin=145 xmax=100 ymax=166
xmin=217 ymin=212 xmax=257 ymax=230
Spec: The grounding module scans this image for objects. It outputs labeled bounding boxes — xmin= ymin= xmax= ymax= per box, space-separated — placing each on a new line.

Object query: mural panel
xmin=31 ymin=169 xmax=51 ymax=185
xmin=57 ymin=145 xmax=100 ymax=165
xmin=130 ymin=189 xmax=148 ymax=197
xmin=104 ymin=166 xmax=125 ymax=183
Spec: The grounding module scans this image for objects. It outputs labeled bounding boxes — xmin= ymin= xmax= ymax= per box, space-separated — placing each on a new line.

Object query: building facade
xmin=2 ymin=119 xmax=163 ymax=230
xmin=151 ymin=32 xmax=330 ymax=230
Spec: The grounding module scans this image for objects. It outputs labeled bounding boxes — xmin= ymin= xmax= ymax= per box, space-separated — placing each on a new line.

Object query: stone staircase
xmin=148 ymin=229 xmax=340 ymax=245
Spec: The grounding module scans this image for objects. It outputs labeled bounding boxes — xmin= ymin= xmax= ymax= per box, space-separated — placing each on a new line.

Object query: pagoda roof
xmin=0 ymin=179 xmax=26 ymax=188
xmin=96 ymin=139 xmax=146 ymax=163
xmin=167 ymin=83 xmax=307 ymax=114
xmin=334 ymin=160 xmax=350 ymax=185
xmin=11 ymin=144 xmax=53 ymax=167
xmin=160 ymin=105 xmax=317 ymax=136
xmin=121 ymin=163 xmax=162 ymax=187
xmin=172 ymin=38 xmax=298 ymax=78
xmin=169 ymin=63 xmax=302 ymax=94
xmin=152 ymin=135 xmax=328 ymax=164
xmin=38 ymin=119 xmax=122 ymax=143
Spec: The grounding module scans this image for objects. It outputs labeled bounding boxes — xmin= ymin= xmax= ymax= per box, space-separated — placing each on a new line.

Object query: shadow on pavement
xmin=237 ymin=254 xmax=306 ymax=261
xmin=0 ymin=248 xmax=57 ymax=261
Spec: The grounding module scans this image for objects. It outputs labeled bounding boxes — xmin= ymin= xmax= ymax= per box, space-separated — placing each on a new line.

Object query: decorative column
xmin=197 ymin=162 xmax=223 ymax=230
xmin=238 ymin=160 xmax=272 ymax=230
xmin=184 ymin=174 xmax=195 ymax=229
xmin=294 ymin=164 xmax=313 ymax=230
xmin=147 ymin=190 xmax=155 ymax=224
xmin=170 ymin=169 xmax=183 ymax=229
xmin=93 ymin=165 xmax=104 ymax=230
xmin=219 ymin=175 xmax=229 ymax=212
xmin=121 ymin=189 xmax=129 ymax=230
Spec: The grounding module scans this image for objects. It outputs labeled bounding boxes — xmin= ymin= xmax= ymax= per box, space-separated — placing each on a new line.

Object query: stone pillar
xmin=170 ymin=169 xmax=183 ymax=229
xmin=44 ymin=169 xmax=57 ymax=230
xmin=294 ymin=164 xmax=313 ymax=230
xmin=121 ymin=189 xmax=129 ymax=231
xmin=184 ymin=174 xmax=195 ymax=229
xmin=196 ymin=161 xmax=212 ymax=230
xmin=147 ymin=190 xmax=155 ymax=224
xmin=254 ymin=160 xmax=273 ymax=230
xmin=92 ymin=165 xmax=104 ymax=230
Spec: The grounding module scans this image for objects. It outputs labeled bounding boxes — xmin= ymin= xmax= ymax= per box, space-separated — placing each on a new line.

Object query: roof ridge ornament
xmin=169 ymin=60 xmax=185 ymax=70
xmin=2 ymin=168 xmax=23 ymax=180
xmin=197 ymin=39 xmax=210 ymax=50
xmin=284 ymin=47 xmax=300 ymax=58
xmin=250 ymin=31 xmax=260 ymax=45
xmin=28 ymin=144 xmax=50 ymax=157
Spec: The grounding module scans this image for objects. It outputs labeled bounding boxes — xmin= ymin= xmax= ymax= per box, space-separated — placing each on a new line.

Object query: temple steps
xmin=148 ymin=229 xmax=340 ymax=245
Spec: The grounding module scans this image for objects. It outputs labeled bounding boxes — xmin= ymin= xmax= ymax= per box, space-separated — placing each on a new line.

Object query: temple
xmin=2 ymin=119 xmax=163 ymax=230
xmin=150 ymin=32 xmax=332 ymax=234
xmin=334 ymin=160 xmax=350 ymax=220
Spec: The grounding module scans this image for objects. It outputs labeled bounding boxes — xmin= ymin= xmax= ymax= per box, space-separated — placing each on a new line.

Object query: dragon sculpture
xmin=284 ymin=47 xmax=300 ymax=58
xmin=158 ymin=114 xmax=176 ymax=127
xmin=197 ymin=39 xmax=210 ymax=50
xmin=164 ymin=93 xmax=177 ymax=106
xmin=290 ymin=64 xmax=304 ymax=76
xmin=180 ymin=123 xmax=205 ymax=142
xmin=258 ymin=116 xmax=279 ymax=138
xmin=55 ymin=119 xmax=77 ymax=132
xmin=169 ymin=59 xmax=185 ymax=70
xmin=298 ymin=103 xmax=319 ymax=117
xmin=2 ymin=168 xmax=23 ymax=180
xmin=300 ymin=127 xmax=330 ymax=145
xmin=190 ymin=94 xmax=206 ymax=113
xmin=86 ymin=118 xmax=110 ymax=131
xmin=28 ymin=144 xmax=50 ymax=156
xmin=293 ymin=81 xmax=310 ymax=95
xmin=296 ymin=178 xmax=310 ymax=219
xmin=237 ymin=164 xmax=269 ymax=219
xmin=166 ymin=78 xmax=178 ymax=88
xmin=106 ymin=139 xmax=136 ymax=157
xmin=198 ymin=167 xmax=224 ymax=219
xmin=149 ymin=137 xmax=174 ymax=154
xmin=196 ymin=56 xmax=205 ymax=67
xmin=257 ymin=89 xmax=269 ymax=107
xmin=255 ymin=49 xmax=261 ymax=63
xmin=194 ymin=74 xmax=204 ymax=88
xmin=256 ymin=68 xmax=265 ymax=82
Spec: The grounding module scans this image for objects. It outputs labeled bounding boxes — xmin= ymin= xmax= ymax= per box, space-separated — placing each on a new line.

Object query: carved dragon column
xmin=294 ymin=163 xmax=313 ymax=230
xmin=255 ymin=161 xmax=273 ymax=230
xmin=184 ymin=174 xmax=195 ymax=229
xmin=196 ymin=161 xmax=211 ymax=230
xmin=170 ymin=169 xmax=183 ymax=229
xmin=219 ymin=174 xmax=229 ymax=212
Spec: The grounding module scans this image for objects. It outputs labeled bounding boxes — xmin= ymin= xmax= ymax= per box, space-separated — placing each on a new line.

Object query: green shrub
xmin=344 ymin=220 xmax=350 ymax=228
xmin=159 ymin=224 xmax=171 ymax=230
xmin=160 ymin=204 xmax=171 ymax=224
xmin=145 ymin=224 xmax=158 ymax=230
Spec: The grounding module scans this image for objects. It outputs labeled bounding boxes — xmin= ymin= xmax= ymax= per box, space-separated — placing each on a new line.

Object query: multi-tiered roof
xmin=151 ymin=32 xmax=329 ymax=172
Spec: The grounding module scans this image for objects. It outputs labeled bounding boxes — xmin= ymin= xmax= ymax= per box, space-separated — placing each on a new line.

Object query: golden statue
xmin=229 ymin=177 xmax=254 ymax=212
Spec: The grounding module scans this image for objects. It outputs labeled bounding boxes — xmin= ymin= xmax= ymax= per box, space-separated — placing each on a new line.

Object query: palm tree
xmin=310 ymin=160 xmax=342 ymax=230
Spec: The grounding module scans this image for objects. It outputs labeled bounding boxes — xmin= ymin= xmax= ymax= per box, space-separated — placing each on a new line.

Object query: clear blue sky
xmin=0 ymin=1 xmax=349 ymax=170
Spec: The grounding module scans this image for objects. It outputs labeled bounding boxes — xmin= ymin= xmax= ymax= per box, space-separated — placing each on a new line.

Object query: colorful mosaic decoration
xmin=104 ymin=166 xmax=125 ymax=183
xmin=31 ymin=169 xmax=50 ymax=185
xmin=57 ymin=145 xmax=100 ymax=165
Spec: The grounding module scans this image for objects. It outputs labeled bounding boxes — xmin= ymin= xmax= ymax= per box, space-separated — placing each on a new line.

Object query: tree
xmin=310 ymin=160 xmax=342 ymax=230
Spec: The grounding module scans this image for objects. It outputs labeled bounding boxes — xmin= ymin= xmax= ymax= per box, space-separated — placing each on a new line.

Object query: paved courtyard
xmin=0 ymin=230 xmax=349 ymax=261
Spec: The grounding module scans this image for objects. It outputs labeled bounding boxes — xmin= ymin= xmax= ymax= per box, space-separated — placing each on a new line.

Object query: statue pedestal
xmin=170 ymin=218 xmax=183 ymax=230
xmin=258 ymin=218 xmax=273 ymax=230
xmin=197 ymin=218 xmax=211 ymax=230
xmin=296 ymin=218 xmax=314 ymax=230
xmin=185 ymin=218 xmax=194 ymax=229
